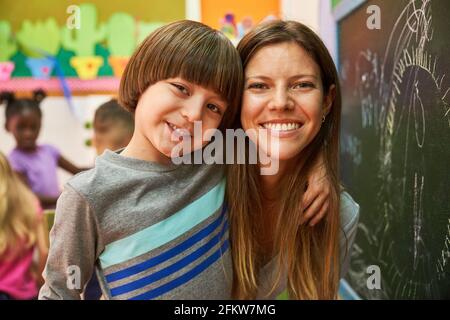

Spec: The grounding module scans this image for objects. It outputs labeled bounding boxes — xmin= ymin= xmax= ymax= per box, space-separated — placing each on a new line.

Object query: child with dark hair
xmin=1 ymin=90 xmax=85 ymax=209
xmin=92 ymin=99 xmax=134 ymax=155
xmin=40 ymin=20 xmax=243 ymax=300
xmin=84 ymin=98 xmax=135 ymax=300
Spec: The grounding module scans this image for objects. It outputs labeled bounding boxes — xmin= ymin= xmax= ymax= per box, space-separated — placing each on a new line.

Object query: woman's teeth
xmin=262 ymin=123 xmax=301 ymax=131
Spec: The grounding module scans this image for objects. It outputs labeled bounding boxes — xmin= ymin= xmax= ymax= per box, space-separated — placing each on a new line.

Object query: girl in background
xmin=1 ymin=90 xmax=85 ymax=208
xmin=0 ymin=151 xmax=48 ymax=300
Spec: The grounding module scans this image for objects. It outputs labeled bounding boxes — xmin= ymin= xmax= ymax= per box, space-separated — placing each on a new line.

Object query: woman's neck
xmin=259 ymin=159 xmax=292 ymax=201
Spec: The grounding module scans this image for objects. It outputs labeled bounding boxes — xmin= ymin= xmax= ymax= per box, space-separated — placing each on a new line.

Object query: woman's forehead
xmin=246 ymin=42 xmax=320 ymax=78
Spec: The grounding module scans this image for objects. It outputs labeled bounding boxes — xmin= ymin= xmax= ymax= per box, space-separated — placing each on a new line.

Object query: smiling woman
xmin=241 ymin=41 xmax=334 ymax=161
xmin=227 ymin=20 xmax=359 ymax=300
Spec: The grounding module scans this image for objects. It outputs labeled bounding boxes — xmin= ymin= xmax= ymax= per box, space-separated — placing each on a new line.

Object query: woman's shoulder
xmin=339 ymin=191 xmax=360 ymax=233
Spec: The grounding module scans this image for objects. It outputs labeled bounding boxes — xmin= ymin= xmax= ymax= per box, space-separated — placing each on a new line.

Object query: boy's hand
xmin=301 ymin=155 xmax=331 ymax=226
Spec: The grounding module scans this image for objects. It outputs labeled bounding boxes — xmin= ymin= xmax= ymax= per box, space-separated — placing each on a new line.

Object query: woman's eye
xmin=207 ymin=103 xmax=221 ymax=114
xmin=293 ymin=82 xmax=315 ymax=89
xmin=248 ymin=83 xmax=268 ymax=90
xmin=172 ymin=83 xmax=190 ymax=95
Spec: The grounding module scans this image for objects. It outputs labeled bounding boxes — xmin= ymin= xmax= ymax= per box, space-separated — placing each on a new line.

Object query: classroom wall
xmin=0 ymin=95 xmax=112 ymax=188
xmin=201 ymin=0 xmax=279 ymax=30
xmin=0 ymin=0 xmax=331 ymax=189
xmin=0 ymin=0 xmax=185 ymax=31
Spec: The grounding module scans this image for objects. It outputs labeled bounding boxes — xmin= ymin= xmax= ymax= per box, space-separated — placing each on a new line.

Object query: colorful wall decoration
xmin=201 ymin=0 xmax=279 ymax=45
xmin=0 ymin=0 xmax=184 ymax=94
xmin=201 ymin=0 xmax=279 ymax=30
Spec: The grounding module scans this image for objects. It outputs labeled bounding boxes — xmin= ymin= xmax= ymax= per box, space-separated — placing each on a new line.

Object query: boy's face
xmin=134 ymin=77 xmax=227 ymax=161
xmin=93 ymin=119 xmax=132 ymax=155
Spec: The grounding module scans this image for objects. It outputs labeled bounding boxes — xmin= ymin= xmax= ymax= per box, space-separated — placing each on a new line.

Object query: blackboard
xmin=338 ymin=0 xmax=450 ymax=299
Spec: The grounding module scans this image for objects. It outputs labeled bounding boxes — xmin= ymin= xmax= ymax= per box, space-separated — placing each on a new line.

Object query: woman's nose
xmin=268 ymin=88 xmax=294 ymax=111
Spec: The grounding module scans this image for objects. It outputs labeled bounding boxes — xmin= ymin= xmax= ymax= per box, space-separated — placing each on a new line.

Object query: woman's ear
xmin=323 ymin=84 xmax=336 ymax=117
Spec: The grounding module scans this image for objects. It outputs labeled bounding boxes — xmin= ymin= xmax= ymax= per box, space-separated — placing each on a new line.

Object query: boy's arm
xmin=301 ymin=152 xmax=331 ymax=226
xmin=39 ymin=185 xmax=100 ymax=300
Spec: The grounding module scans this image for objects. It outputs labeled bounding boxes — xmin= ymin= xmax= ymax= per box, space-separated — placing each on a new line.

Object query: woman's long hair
xmin=227 ymin=20 xmax=342 ymax=299
xmin=0 ymin=152 xmax=38 ymax=257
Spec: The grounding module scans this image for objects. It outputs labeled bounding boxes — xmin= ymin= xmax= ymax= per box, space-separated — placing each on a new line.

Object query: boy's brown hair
xmin=119 ymin=20 xmax=243 ymax=130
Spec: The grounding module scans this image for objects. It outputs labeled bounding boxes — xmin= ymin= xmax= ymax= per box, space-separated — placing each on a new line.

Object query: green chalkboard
xmin=339 ymin=0 xmax=450 ymax=299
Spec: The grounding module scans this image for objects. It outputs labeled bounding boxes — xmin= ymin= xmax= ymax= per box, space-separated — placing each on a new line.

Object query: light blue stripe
xmin=99 ymin=179 xmax=226 ymax=268
xmin=105 ymin=205 xmax=227 ymax=283
xmin=338 ymin=279 xmax=362 ymax=300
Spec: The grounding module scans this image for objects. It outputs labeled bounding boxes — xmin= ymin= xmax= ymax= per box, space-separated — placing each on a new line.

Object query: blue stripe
xmin=105 ymin=204 xmax=227 ymax=283
xmin=100 ymin=179 xmax=226 ymax=268
xmin=130 ymin=240 xmax=230 ymax=300
xmin=110 ymin=220 xmax=229 ymax=297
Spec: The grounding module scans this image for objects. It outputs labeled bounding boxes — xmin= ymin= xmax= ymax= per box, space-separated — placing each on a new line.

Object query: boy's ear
xmin=323 ymin=84 xmax=336 ymax=117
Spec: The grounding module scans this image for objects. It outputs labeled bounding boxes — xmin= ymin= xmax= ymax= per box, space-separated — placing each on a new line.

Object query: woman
xmin=228 ymin=20 xmax=359 ymax=299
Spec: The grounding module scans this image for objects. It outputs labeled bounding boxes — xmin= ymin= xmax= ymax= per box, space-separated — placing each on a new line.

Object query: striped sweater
xmin=39 ymin=150 xmax=232 ymax=300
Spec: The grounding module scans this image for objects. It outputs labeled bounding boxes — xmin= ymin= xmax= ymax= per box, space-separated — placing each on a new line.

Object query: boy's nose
xmin=181 ymin=97 xmax=204 ymax=122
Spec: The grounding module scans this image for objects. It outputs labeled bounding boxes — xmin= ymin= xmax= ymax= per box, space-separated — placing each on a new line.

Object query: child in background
xmin=0 ymin=90 xmax=85 ymax=209
xmin=0 ymin=152 xmax=48 ymax=300
xmin=84 ymin=98 xmax=134 ymax=300
xmin=92 ymin=99 xmax=134 ymax=155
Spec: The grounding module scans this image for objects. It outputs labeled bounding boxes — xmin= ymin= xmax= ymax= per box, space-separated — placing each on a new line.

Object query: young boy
xmin=92 ymin=99 xmax=134 ymax=155
xmin=39 ymin=20 xmax=243 ymax=300
xmin=84 ymin=99 xmax=135 ymax=300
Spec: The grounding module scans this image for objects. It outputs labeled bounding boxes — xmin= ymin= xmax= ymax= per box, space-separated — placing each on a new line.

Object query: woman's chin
xmin=259 ymin=147 xmax=302 ymax=162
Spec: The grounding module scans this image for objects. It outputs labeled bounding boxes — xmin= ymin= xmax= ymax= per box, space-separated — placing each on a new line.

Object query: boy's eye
xmin=292 ymin=82 xmax=315 ymax=89
xmin=247 ymin=83 xmax=268 ymax=90
xmin=172 ymin=83 xmax=190 ymax=96
xmin=206 ymin=103 xmax=221 ymax=114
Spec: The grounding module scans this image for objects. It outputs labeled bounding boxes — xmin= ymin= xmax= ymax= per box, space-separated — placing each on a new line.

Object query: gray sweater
xmin=39 ymin=150 xmax=232 ymax=300
xmin=39 ymin=150 xmax=359 ymax=300
xmin=256 ymin=191 xmax=360 ymax=299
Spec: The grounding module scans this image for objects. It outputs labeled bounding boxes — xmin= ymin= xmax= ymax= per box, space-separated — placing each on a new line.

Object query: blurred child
xmin=0 ymin=151 xmax=48 ymax=300
xmin=0 ymin=90 xmax=85 ymax=209
xmin=83 ymin=98 xmax=134 ymax=300
xmin=92 ymin=99 xmax=134 ymax=155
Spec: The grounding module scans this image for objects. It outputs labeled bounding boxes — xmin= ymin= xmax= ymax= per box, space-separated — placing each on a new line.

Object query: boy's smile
xmin=122 ymin=77 xmax=227 ymax=164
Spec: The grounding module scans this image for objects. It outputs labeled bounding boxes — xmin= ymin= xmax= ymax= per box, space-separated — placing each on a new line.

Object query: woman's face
xmin=241 ymin=41 xmax=333 ymax=162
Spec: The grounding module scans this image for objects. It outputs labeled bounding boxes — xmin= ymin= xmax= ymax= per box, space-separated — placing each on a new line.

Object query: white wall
xmin=281 ymin=0 xmax=320 ymax=32
xmin=0 ymin=95 xmax=112 ymax=189
xmin=281 ymin=0 xmax=338 ymax=63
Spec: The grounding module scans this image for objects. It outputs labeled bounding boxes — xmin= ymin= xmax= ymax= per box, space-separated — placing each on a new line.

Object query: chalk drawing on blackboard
xmin=345 ymin=0 xmax=449 ymax=298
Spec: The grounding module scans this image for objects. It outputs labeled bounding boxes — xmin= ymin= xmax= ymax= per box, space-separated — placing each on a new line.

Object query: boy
xmin=39 ymin=20 xmax=243 ymax=300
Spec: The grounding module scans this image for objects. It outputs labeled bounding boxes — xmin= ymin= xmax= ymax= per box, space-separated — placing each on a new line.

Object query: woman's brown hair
xmin=119 ymin=20 xmax=243 ymax=131
xmin=227 ymin=20 xmax=342 ymax=299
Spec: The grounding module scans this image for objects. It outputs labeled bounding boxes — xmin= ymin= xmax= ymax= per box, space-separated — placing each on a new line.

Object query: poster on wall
xmin=0 ymin=0 xmax=184 ymax=93
xmin=201 ymin=0 xmax=279 ymax=45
